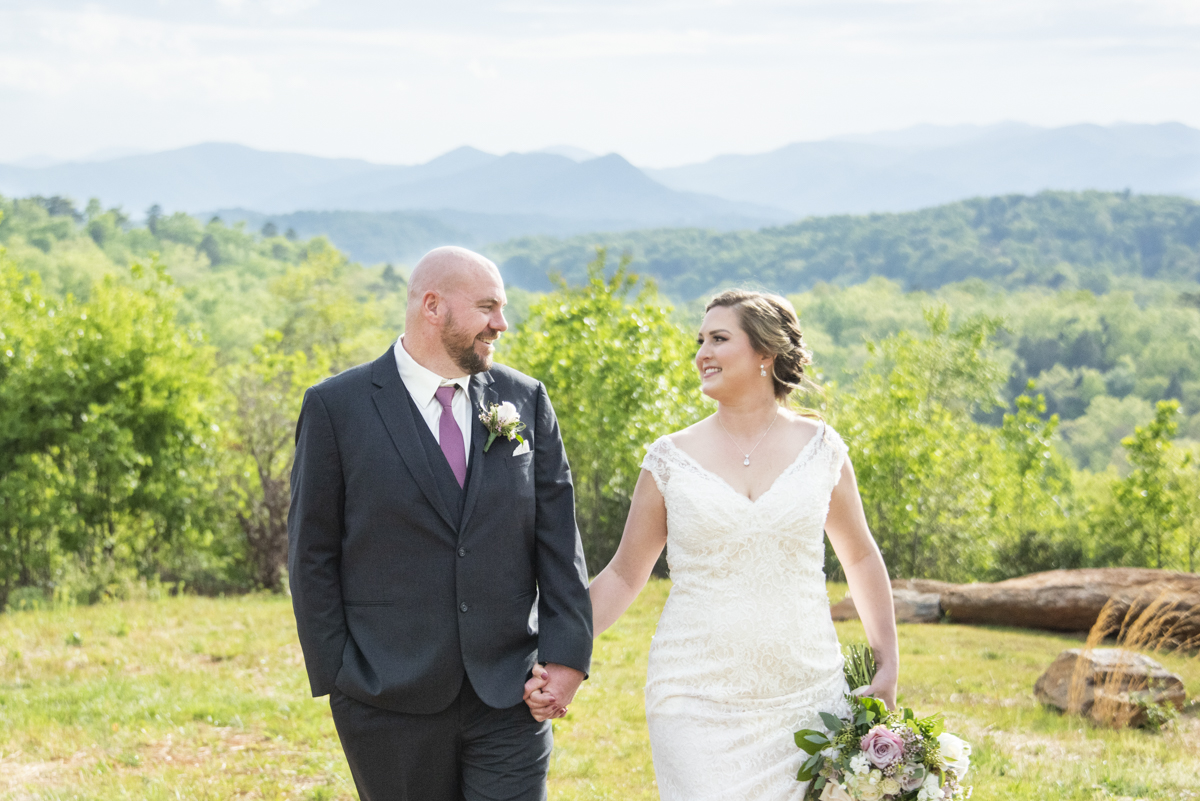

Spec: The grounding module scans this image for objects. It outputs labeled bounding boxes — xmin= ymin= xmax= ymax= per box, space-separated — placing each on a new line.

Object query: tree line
xmin=0 ymin=192 xmax=1197 ymax=610
xmin=490 ymin=190 xmax=1200 ymax=296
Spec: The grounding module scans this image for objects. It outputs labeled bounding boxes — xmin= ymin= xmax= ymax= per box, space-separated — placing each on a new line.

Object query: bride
xmin=527 ymin=289 xmax=899 ymax=800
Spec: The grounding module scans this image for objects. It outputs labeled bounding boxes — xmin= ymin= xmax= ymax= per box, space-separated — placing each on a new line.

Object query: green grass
xmin=2 ymin=581 xmax=1198 ymax=800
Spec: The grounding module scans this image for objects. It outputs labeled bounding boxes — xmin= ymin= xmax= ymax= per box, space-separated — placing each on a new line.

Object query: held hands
xmin=523 ymin=662 xmax=585 ymax=722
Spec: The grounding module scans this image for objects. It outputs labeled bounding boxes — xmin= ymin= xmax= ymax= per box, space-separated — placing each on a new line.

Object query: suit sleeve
xmin=287 ymin=387 xmax=348 ymax=697
xmin=531 ymin=381 xmax=594 ymax=675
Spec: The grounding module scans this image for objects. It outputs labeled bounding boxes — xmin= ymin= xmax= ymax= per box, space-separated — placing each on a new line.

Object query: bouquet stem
xmin=844 ymin=643 xmax=878 ymax=692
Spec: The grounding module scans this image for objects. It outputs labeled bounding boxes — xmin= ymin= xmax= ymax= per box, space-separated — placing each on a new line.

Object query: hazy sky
xmin=1 ymin=0 xmax=1197 ymax=167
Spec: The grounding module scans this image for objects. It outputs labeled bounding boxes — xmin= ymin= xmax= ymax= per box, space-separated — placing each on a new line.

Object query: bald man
xmin=288 ymin=247 xmax=592 ymax=801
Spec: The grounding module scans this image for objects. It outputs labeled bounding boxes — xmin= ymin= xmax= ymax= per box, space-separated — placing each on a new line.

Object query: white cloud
xmin=0 ymin=0 xmax=1196 ymax=166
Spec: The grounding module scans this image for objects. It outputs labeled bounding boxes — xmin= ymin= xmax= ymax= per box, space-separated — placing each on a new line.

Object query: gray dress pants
xmin=329 ymin=676 xmax=552 ymax=801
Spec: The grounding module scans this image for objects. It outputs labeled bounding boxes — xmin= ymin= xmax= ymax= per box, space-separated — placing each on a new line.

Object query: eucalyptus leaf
xmin=818 ymin=712 xmax=845 ymax=733
xmin=794 ymin=730 xmax=831 ymax=754
xmin=796 ymin=753 xmax=824 ymax=781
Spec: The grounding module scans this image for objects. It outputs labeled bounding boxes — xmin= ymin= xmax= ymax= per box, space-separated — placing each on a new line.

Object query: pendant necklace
xmin=717 ymin=409 xmax=779 ymax=467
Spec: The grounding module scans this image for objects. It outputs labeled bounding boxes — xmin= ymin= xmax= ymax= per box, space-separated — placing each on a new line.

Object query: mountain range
xmin=649 ymin=122 xmax=1200 ymax=217
xmin=0 ymin=144 xmax=786 ymax=232
xmin=2 ymin=122 xmax=1198 ymax=264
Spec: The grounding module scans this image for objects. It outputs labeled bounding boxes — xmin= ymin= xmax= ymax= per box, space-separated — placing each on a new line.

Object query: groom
xmin=288 ymin=246 xmax=592 ymax=800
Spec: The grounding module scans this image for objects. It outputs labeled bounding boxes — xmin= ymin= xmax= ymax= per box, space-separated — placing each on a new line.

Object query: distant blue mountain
xmin=3 ymin=123 xmax=1199 ymax=266
xmin=0 ymin=143 xmax=788 ymax=231
xmin=647 ymin=122 xmax=1200 ymax=216
xmin=0 ymin=143 xmax=379 ymax=215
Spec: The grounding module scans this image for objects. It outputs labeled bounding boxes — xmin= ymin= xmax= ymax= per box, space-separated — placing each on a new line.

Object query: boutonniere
xmin=479 ymin=401 xmax=526 ymax=452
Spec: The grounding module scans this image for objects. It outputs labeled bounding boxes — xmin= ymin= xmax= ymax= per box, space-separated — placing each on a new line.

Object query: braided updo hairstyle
xmin=705 ymin=289 xmax=819 ymax=406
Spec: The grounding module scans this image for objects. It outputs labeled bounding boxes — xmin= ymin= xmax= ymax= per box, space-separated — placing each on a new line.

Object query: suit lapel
xmin=370 ymin=347 xmax=457 ymax=531
xmin=460 ymin=372 xmax=497 ymax=534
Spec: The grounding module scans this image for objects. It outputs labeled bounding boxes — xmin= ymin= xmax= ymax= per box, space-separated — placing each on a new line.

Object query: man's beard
xmin=442 ymin=312 xmax=495 ymax=374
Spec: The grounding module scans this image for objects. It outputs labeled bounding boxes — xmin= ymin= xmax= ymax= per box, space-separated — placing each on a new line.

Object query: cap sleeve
xmin=823 ymin=423 xmax=849 ymax=485
xmin=640 ymin=437 xmax=674 ymax=495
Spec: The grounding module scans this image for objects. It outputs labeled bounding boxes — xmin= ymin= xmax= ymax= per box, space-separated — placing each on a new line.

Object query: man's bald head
xmin=407 ymin=246 xmax=501 ymax=314
xmin=402 ymin=246 xmax=509 ymax=377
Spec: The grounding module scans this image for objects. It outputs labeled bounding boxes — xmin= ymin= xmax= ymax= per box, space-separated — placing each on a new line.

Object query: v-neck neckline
xmin=662 ymin=422 xmax=826 ymax=504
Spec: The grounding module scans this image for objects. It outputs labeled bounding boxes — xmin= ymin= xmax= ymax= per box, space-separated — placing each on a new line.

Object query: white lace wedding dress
xmin=640 ymin=421 xmax=852 ymax=800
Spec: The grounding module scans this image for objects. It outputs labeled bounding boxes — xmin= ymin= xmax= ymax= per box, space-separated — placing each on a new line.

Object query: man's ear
xmin=421 ymin=290 xmax=442 ymax=324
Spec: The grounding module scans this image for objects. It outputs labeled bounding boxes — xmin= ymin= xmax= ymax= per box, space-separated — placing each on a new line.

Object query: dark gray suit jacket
xmin=287 ymin=347 xmax=592 ymax=713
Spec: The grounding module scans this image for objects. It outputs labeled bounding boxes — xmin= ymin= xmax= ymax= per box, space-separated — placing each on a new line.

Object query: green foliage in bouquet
xmin=843 ymin=643 xmax=878 ymax=693
xmin=793 ymin=645 xmax=972 ymax=800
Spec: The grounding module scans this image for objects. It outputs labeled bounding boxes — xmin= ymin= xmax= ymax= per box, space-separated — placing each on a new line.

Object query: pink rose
xmin=860 ymin=725 xmax=905 ymax=770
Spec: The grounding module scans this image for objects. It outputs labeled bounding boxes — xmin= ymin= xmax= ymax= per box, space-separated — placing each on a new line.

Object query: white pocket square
xmin=511 ymin=440 xmax=531 ymax=456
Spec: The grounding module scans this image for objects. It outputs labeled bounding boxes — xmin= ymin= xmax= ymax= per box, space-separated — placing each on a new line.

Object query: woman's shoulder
xmin=779 ymin=410 xmax=823 ymax=433
xmin=780 ymin=412 xmax=847 ymax=458
xmin=660 ymin=415 xmax=713 ymax=449
xmin=642 ymin=417 xmax=712 ymax=475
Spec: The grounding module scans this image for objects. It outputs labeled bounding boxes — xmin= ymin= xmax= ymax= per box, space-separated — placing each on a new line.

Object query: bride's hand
xmin=523 ymin=664 xmax=562 ymax=722
xmin=852 ymin=663 xmax=898 ymax=710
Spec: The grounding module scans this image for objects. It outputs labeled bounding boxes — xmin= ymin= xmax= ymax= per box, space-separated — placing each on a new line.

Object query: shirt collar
xmin=395 ymin=335 xmax=471 ymax=407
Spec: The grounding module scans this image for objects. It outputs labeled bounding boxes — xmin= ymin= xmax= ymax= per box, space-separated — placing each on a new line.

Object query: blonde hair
xmin=705 ymin=288 xmax=819 ymax=406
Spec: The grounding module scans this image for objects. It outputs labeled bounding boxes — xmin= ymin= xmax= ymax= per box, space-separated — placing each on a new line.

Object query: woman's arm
xmin=589 ymin=469 xmax=669 ymax=636
xmin=825 ymin=454 xmax=900 ymax=709
xmin=525 ymin=468 xmax=668 ymax=720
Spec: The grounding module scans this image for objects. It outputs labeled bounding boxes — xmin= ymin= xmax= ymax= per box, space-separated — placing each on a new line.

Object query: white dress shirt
xmin=394 ymin=335 xmax=473 ymax=454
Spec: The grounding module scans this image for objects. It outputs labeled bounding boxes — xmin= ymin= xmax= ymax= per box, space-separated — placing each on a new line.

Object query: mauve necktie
xmin=434 ymin=385 xmax=467 ymax=488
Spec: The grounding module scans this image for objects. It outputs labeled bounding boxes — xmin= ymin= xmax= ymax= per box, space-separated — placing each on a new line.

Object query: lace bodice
xmin=639 ymin=421 xmax=851 ymax=800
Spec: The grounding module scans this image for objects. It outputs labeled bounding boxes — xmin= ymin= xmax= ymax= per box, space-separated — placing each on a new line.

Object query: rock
xmin=829 ymin=589 xmax=942 ymax=624
xmin=894 ymin=590 xmax=942 ymax=623
xmin=941 ymin=568 xmax=1200 ymax=631
xmin=1034 ymin=648 xmax=1187 ymax=727
xmin=829 ymin=594 xmax=858 ymax=621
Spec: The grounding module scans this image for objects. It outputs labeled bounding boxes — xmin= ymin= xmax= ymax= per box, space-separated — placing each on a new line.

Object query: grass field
xmin=2 ymin=581 xmax=1198 ymax=800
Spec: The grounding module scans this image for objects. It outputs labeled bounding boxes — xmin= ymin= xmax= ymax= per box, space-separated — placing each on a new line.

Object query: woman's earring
xmin=760 ymin=364 xmax=768 ymax=377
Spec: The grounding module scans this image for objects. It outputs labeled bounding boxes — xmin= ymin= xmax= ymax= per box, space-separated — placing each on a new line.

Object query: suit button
xmin=458 ymin=547 xmax=466 ymax=558
xmin=460 ymin=602 xmax=469 ymax=613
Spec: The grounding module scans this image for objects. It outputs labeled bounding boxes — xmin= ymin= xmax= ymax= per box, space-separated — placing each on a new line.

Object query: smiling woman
xmin=522 ymin=285 xmax=901 ymax=800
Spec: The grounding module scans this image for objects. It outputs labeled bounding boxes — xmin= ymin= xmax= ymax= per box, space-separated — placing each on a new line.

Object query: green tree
xmin=0 ymin=250 xmax=232 ymax=606
xmin=223 ymin=335 xmax=327 ymax=590
xmin=146 ymin=204 xmax=163 ymax=236
xmin=219 ymin=243 xmax=391 ymax=590
xmin=1095 ymin=401 xmax=1198 ymax=569
xmin=989 ymin=386 xmax=1079 ymax=577
xmin=502 ymin=250 xmax=704 ymax=571
xmin=833 ymin=308 xmax=1007 ymax=581
xmin=270 ymin=240 xmax=385 ymax=372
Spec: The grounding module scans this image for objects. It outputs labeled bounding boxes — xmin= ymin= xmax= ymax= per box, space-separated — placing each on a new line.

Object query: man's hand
xmin=523 ymin=665 xmax=557 ymax=722
xmin=522 ymin=662 xmax=584 ymax=722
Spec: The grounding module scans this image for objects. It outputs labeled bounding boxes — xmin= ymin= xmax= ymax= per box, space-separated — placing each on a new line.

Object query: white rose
xmin=917 ymin=772 xmax=945 ymax=801
xmin=880 ymin=777 xmax=901 ymax=795
xmin=496 ymin=401 xmax=520 ymax=426
xmin=858 ymin=782 xmax=884 ymax=801
xmin=936 ymin=732 xmax=972 ymax=780
xmin=819 ymin=781 xmax=855 ymax=801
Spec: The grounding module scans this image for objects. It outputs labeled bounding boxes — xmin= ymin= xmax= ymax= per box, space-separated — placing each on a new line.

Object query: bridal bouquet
xmin=794 ymin=646 xmax=972 ymax=801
